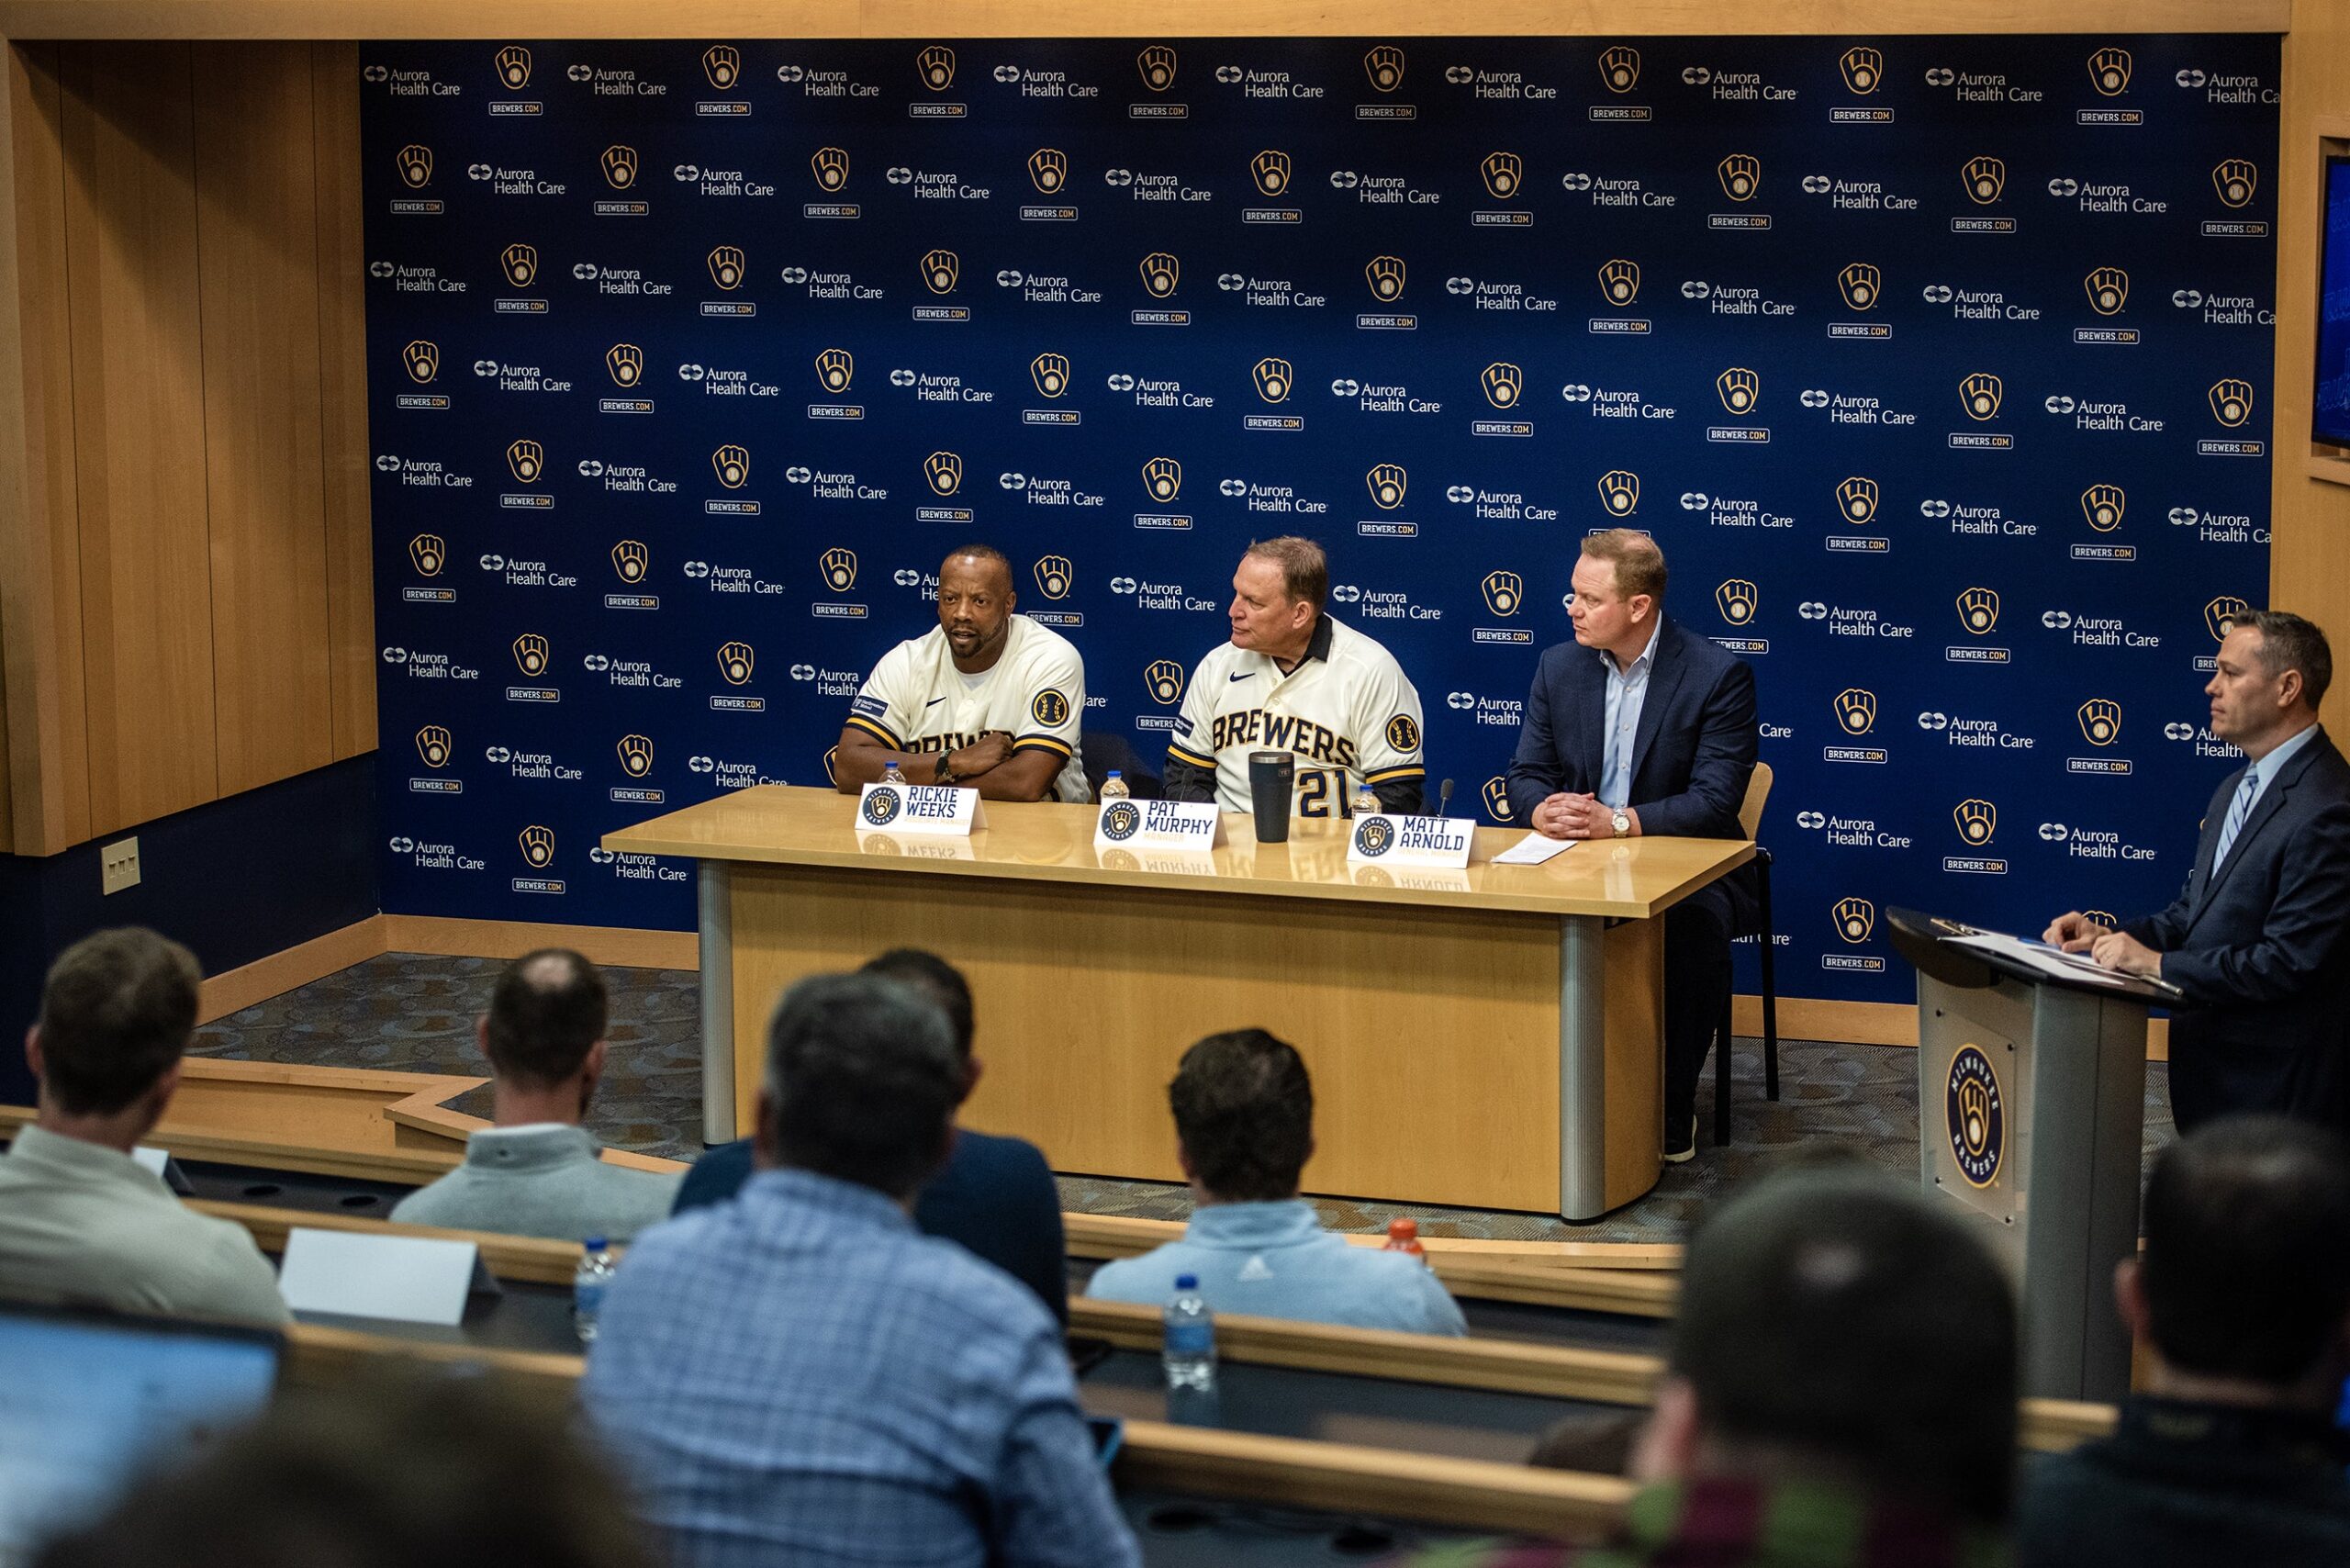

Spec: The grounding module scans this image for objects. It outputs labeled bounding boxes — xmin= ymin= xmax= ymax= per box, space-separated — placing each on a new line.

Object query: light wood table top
xmin=604 ymin=785 xmax=1751 ymax=919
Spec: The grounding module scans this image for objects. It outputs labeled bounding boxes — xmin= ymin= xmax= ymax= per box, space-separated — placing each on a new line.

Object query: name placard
xmin=856 ymin=781 xmax=984 ymax=836
xmin=1095 ymin=797 xmax=1225 ymax=850
xmin=277 ymin=1227 xmax=499 ymax=1327
xmin=1347 ymin=813 xmax=1476 ymax=868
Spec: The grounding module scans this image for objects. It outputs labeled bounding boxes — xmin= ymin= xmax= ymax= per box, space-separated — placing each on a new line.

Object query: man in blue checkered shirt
xmin=581 ymin=972 xmax=1138 ymax=1568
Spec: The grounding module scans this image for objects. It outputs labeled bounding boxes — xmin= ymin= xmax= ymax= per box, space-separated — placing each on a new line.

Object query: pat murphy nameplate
xmin=856 ymin=782 xmax=985 ymax=837
xmin=1094 ymin=797 xmax=1225 ymax=851
xmin=1347 ymin=813 xmax=1476 ymax=868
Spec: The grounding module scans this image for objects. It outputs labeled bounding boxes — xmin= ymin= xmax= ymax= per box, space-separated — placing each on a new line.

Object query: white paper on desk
xmin=1944 ymin=931 xmax=2137 ymax=989
xmin=277 ymin=1228 xmax=497 ymax=1327
xmin=1491 ymin=833 xmax=1576 ymax=866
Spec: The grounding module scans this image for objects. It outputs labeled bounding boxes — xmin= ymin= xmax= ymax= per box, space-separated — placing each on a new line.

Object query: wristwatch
xmin=933 ymin=757 xmax=958 ymax=788
xmin=1611 ymin=809 xmax=1631 ymax=838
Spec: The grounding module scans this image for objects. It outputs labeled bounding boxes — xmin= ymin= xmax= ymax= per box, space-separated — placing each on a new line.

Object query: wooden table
xmin=605 ymin=787 xmax=1751 ymax=1220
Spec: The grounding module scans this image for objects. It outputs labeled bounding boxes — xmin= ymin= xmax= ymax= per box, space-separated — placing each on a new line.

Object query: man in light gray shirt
xmin=0 ymin=928 xmax=285 ymax=1325
xmin=1087 ymin=1029 xmax=1466 ymax=1336
xmin=394 ymin=949 xmax=677 ymax=1241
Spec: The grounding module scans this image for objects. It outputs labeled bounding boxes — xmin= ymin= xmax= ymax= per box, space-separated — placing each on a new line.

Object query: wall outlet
xmin=101 ymin=836 xmax=140 ymax=895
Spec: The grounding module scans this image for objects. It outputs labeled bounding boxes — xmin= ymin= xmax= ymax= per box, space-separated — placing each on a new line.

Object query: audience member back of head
xmin=2019 ymin=1114 xmax=2350 ymax=1568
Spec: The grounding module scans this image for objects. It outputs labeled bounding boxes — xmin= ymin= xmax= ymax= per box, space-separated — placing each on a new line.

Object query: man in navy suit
xmin=2048 ymin=610 xmax=2350 ymax=1133
xmin=1507 ymin=531 xmax=1758 ymax=1162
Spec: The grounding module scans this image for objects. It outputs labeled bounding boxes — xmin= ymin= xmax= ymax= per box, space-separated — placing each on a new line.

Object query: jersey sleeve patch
xmin=1385 ymin=713 xmax=1422 ymax=753
xmin=1030 ymin=688 xmax=1071 ymax=727
xmin=852 ymin=693 xmax=890 ymax=721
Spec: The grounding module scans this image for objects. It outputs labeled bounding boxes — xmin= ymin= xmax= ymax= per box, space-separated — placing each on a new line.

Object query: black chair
xmin=1714 ymin=762 xmax=1780 ymax=1147
xmin=1079 ymin=730 xmax=1163 ymax=801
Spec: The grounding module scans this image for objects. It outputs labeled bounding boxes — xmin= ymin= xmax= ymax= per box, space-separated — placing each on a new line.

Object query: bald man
xmin=835 ymin=545 xmax=1091 ymax=801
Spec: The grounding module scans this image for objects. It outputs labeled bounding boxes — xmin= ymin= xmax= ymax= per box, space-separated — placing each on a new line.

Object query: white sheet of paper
xmin=1491 ymin=833 xmax=1576 ymax=866
xmin=277 ymin=1228 xmax=487 ymax=1327
xmin=130 ymin=1146 xmax=169 ymax=1176
xmin=1944 ymin=931 xmax=2137 ymax=989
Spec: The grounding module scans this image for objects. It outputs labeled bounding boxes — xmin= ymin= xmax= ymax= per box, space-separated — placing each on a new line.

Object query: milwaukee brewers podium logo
xmin=1716 ymin=580 xmax=1759 ymax=626
xmin=811 ymin=148 xmax=849 ymax=192
xmin=607 ymin=343 xmax=643 ymax=387
xmin=1353 ymin=817 xmax=1396 ymax=857
xmin=819 ymin=548 xmax=856 ymax=592
xmin=2081 ymin=486 xmax=2126 ymax=532
xmin=2087 ymin=47 xmax=2132 ymax=95
xmin=1838 ymin=263 xmax=1881 ymax=311
xmin=716 ymin=642 xmax=755 ymax=685
xmin=499 ymin=243 xmax=537 ymax=288
xmin=1253 ymin=357 xmax=1293 ymax=403
xmin=923 ymin=452 xmax=963 ymax=496
xmin=611 ymin=542 xmax=649 ymax=584
xmin=494 ymin=46 xmax=532 ymax=90
xmin=1959 ymin=373 xmax=2004 ymax=420
xmin=711 ymin=445 xmax=750 ymax=488
xmin=1136 ymin=45 xmax=1178 ymax=92
xmin=519 ymin=825 xmax=554 ymax=868
xmin=1366 ymin=465 xmax=1406 ymax=510
xmin=1956 ymin=588 xmax=2000 ymax=634
xmin=1832 ymin=896 xmax=1876 ymax=944
xmin=2084 ymin=267 xmax=2129 ymax=315
xmin=1363 ymin=45 xmax=1406 ymax=92
xmin=1481 ymin=363 xmax=1523 ymax=409
xmin=1839 ymin=47 xmax=1883 ymax=93
xmin=397 ymin=144 xmax=433 ymax=188
xmin=1953 ymin=799 xmax=1997 ymax=846
xmin=862 ymin=789 xmax=901 ymax=826
xmin=1366 ymin=255 xmax=1406 ymax=301
xmin=601 ymin=144 xmax=638 ymax=189
xmin=2205 ymin=595 xmax=2251 ymax=642
xmin=815 ymin=349 xmax=853 ymax=393
xmin=1145 ymin=661 xmax=1185 ymax=705
xmin=1598 ymin=259 xmax=1640 ymax=306
xmin=1834 ymin=689 xmax=1878 ymax=735
xmin=703 ymin=46 xmax=741 ymax=90
xmin=2213 ymin=160 xmax=2257 ymax=207
xmin=1142 ymin=458 xmax=1182 ymax=502
xmin=512 ymin=634 xmax=550 ymax=677
xmin=1027 ymin=149 xmax=1067 ymax=194
xmin=1963 ymin=156 xmax=2008 ymax=204
xmin=1034 ymin=556 xmax=1074 ymax=599
xmin=1946 ymin=1046 xmax=2005 ymax=1188
xmin=415 ymin=726 xmax=452 ymax=768
xmin=1717 ymin=368 xmax=1759 ymax=415
xmin=1482 ymin=778 xmax=1512 ymax=821
xmin=1597 ymin=45 xmax=1640 ymax=93
xmin=506 ymin=440 xmax=543 ymax=483
xmin=1482 ymin=572 xmax=1524 ymax=616
xmin=1597 ymin=471 xmax=1639 ymax=517
xmin=1482 ymin=151 xmax=1524 ymax=199
xmin=1102 ymin=801 xmax=1142 ymax=841
xmin=408 ymin=535 xmax=446 ymax=576
xmin=618 ymin=735 xmax=654 ymax=778
xmin=920 ymin=249 xmax=959 ymax=294
xmin=1031 ymin=353 xmax=1071 ymax=398
xmin=1139 ymin=252 xmax=1181 ymax=297
xmin=402 ymin=341 xmax=439 ymax=383
xmin=2077 ymin=700 xmax=2122 ymax=746
xmin=2209 ymin=379 xmax=2255 ymax=427
xmin=1718 ymin=154 xmax=1760 ymax=202
xmin=1839 ymin=477 xmax=1880 ymax=524
xmin=1250 ymin=150 xmax=1293 ymax=197
xmin=708 ymin=246 xmax=745 ymax=290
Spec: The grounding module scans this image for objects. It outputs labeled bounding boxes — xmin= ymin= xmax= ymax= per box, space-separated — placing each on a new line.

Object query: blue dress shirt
xmin=1599 ymin=618 xmax=1664 ymax=810
xmin=582 ymin=1168 xmax=1137 ymax=1568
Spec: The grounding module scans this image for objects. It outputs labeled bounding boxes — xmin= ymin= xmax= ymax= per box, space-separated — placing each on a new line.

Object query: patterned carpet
xmin=192 ymin=953 xmax=2175 ymax=1244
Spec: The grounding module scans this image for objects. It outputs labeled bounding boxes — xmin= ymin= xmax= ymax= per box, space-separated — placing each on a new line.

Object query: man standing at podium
xmin=833 ymin=544 xmax=1091 ymax=801
xmin=1506 ymin=531 xmax=1757 ymax=1163
xmin=2047 ymin=610 xmax=2350 ymax=1132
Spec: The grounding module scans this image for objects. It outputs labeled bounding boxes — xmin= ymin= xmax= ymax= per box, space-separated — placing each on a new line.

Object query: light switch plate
xmin=100 ymin=836 xmax=140 ymax=895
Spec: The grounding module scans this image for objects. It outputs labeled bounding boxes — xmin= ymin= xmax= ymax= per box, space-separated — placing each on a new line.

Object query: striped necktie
xmin=2211 ymin=768 xmax=2260 ymax=871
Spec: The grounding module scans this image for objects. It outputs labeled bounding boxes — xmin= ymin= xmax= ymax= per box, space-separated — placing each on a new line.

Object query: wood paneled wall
xmin=0 ymin=40 xmax=374 ymax=857
xmin=2270 ymin=6 xmax=2350 ymax=641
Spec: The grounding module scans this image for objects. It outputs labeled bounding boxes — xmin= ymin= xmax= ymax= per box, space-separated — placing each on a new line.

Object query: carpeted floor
xmin=191 ymin=953 xmax=2175 ymax=1244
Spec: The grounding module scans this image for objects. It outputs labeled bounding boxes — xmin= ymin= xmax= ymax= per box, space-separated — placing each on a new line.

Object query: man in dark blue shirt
xmin=673 ymin=948 xmax=1067 ymax=1324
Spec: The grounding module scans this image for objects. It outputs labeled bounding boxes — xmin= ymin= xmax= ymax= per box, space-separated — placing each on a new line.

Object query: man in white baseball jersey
xmin=835 ymin=545 xmax=1091 ymax=801
xmin=1163 ymin=537 xmax=1425 ymax=817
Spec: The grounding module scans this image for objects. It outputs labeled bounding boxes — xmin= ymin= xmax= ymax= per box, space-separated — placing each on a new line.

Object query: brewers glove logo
xmin=1136 ymin=45 xmax=1178 ymax=92
xmin=397 ymin=143 xmax=433 ymax=188
xmin=611 ymin=541 xmax=649 ymax=584
xmin=1598 ymin=259 xmax=1640 ymax=306
xmin=819 ymin=548 xmax=857 ymax=592
xmin=924 ymin=452 xmax=964 ymax=497
xmin=1482 ymin=778 xmax=1513 ymax=821
xmin=1102 ymin=800 xmax=1142 ymax=841
xmin=1253 ymin=357 xmax=1294 ymax=403
xmin=518 ymin=825 xmax=554 ymax=868
xmin=2077 ymin=700 xmax=2123 ymax=745
xmin=1839 ymin=47 xmax=1884 ymax=94
xmin=920 ymin=249 xmax=959 ymax=293
xmin=703 ymin=45 xmax=741 ymax=90
xmin=708 ymin=246 xmax=745 ymax=290
xmin=606 ymin=343 xmax=643 ymax=387
xmin=618 ymin=735 xmax=655 ymax=777
xmin=1385 ymin=713 xmax=1421 ymax=752
xmin=512 ymin=633 xmax=550 ymax=677
xmin=1365 ymin=255 xmax=1406 ymax=301
xmin=1030 ymin=353 xmax=1071 ymax=398
xmin=1718 ymin=154 xmax=1761 ymax=202
xmin=402 ymin=341 xmax=439 ymax=383
xmin=1482 ymin=571 xmax=1524 ymax=616
xmin=1034 ymin=556 xmax=1074 ymax=599
xmin=1717 ymin=368 xmax=1759 ymax=415
xmin=1597 ymin=45 xmax=1640 ymax=93
xmin=2209 ymin=379 xmax=2255 ymax=427
xmin=815 ymin=348 xmax=854 ymax=393
xmin=601 ymin=144 xmax=638 ymax=189
xmin=1838 ymin=477 xmax=1880 ymax=524
xmin=415 ymin=726 xmax=453 ymax=768
xmin=711 ymin=445 xmax=750 ymax=488
xmin=1716 ymin=580 xmax=1759 ymax=626
xmin=1832 ymin=896 xmax=1876 ymax=943
xmin=499 ymin=243 xmax=537 ymax=288
xmin=1143 ymin=457 xmax=1182 ymax=501
xmin=1027 ymin=148 xmax=1067 ymax=194
xmin=1364 ymin=45 xmax=1406 ymax=92
xmin=2212 ymin=160 xmax=2257 ymax=207
xmin=1597 ymin=471 xmax=1640 ymax=517
xmin=1834 ymin=689 xmax=1878 ymax=735
xmin=1481 ymin=363 xmax=1523 ymax=409
xmin=1251 ymin=150 xmax=1293 ymax=196
xmin=494 ymin=45 xmax=532 ymax=90
xmin=408 ymin=534 xmax=446 ymax=576
xmin=1033 ymin=689 xmax=1071 ymax=726
xmin=1963 ymin=156 xmax=2008 ymax=204
xmin=1145 ymin=660 xmax=1185 ymax=705
xmin=1838 ymin=263 xmax=1882 ymax=310
xmin=1354 ymin=817 xmax=1396 ymax=857
xmin=1366 ymin=464 xmax=1407 ymax=510
xmin=2084 ymin=267 xmax=2129 ymax=315
xmin=2087 ymin=47 xmax=2132 ymax=95
xmin=1953 ymin=799 xmax=1997 ymax=846
xmin=1482 ymin=151 xmax=1524 ymax=199
xmin=1140 ymin=252 xmax=1181 ymax=297
xmin=2205 ymin=595 xmax=2251 ymax=641
xmin=862 ymin=788 xmax=902 ymax=826
xmin=811 ymin=147 xmax=849 ymax=192
xmin=1956 ymin=588 xmax=2000 ymax=633
xmin=1946 ymin=1046 xmax=2005 ymax=1188
xmin=506 ymin=440 xmax=543 ymax=483
xmin=2081 ymin=485 xmax=2126 ymax=532
xmin=717 ymin=642 xmax=755 ymax=685
xmin=1959 ymin=373 xmax=2004 ymax=420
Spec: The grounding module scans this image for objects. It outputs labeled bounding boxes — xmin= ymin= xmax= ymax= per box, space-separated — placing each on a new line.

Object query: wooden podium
xmin=605 ymin=787 xmax=1750 ymax=1221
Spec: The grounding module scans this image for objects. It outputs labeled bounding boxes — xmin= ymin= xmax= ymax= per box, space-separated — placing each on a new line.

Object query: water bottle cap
xmin=1175 ymin=1273 xmax=1199 ymax=1290
xmin=584 ymin=1237 xmax=608 ymax=1251
xmin=1106 ymin=769 xmax=1122 ymax=778
xmin=1387 ymin=1218 xmax=1417 ymax=1238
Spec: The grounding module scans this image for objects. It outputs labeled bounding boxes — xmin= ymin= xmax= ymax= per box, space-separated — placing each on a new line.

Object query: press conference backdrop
xmin=363 ymin=36 xmax=2278 ymax=1006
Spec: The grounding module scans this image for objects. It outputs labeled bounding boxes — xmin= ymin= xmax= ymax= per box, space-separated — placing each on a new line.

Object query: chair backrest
xmin=1737 ymin=761 xmax=1774 ymax=840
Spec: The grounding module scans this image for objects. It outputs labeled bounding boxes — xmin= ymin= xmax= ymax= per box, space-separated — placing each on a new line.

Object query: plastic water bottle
xmin=574 ymin=1237 xmax=614 ymax=1344
xmin=881 ymin=760 xmax=905 ymax=789
xmin=1100 ymin=770 xmax=1130 ymax=803
xmin=1383 ymin=1217 xmax=1427 ymax=1264
xmin=1162 ymin=1273 xmax=1215 ymax=1391
xmin=1352 ymin=778 xmax=1380 ymax=818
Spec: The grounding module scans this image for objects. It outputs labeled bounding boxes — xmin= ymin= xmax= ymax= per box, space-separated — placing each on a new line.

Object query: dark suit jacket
xmin=1505 ymin=616 xmax=1758 ymax=924
xmin=2123 ymin=725 xmax=2350 ymax=1130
